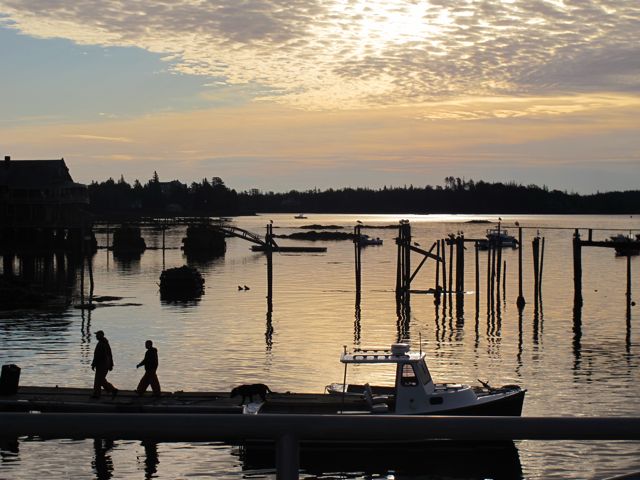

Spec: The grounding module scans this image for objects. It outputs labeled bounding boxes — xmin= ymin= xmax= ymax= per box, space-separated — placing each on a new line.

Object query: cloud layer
xmin=2 ymin=0 xmax=639 ymax=109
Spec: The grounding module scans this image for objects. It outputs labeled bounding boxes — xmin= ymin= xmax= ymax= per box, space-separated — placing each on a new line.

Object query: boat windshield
xmin=400 ymin=360 xmax=432 ymax=386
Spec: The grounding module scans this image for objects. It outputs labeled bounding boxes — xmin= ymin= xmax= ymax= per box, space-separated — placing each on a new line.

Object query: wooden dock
xmin=251 ymin=245 xmax=327 ymax=253
xmin=0 ymin=386 xmax=366 ymax=415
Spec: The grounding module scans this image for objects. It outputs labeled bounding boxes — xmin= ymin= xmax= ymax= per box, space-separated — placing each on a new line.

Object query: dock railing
xmin=2 ymin=413 xmax=640 ymax=479
xmin=3 ymin=412 xmax=639 ymax=441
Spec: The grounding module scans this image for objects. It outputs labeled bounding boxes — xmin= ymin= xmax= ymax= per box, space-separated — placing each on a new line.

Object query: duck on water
xmin=0 ymin=344 xmax=524 ymax=417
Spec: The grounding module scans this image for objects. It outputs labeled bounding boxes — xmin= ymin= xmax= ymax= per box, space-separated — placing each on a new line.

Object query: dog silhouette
xmin=230 ymin=383 xmax=272 ymax=404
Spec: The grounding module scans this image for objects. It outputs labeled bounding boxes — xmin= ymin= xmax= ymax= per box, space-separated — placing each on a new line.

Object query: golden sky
xmin=1 ymin=0 xmax=639 ymax=192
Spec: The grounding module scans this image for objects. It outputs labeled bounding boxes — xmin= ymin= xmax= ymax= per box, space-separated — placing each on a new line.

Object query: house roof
xmin=0 ymin=159 xmax=85 ymax=189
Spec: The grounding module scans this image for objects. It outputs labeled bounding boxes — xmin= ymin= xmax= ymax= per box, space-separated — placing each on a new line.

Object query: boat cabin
xmin=340 ymin=343 xmax=440 ymax=414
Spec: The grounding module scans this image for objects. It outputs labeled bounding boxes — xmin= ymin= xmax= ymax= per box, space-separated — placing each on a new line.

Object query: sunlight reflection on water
xmin=1 ymin=214 xmax=639 ymax=479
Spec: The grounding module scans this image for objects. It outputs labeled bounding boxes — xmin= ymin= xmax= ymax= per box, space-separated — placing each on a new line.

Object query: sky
xmin=1 ymin=0 xmax=639 ymax=194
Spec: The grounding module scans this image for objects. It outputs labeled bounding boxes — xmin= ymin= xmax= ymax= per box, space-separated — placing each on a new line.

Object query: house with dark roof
xmin=0 ymin=156 xmax=89 ymax=228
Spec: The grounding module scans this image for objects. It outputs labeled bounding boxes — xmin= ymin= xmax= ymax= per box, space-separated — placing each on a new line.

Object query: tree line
xmin=87 ymin=174 xmax=640 ymax=217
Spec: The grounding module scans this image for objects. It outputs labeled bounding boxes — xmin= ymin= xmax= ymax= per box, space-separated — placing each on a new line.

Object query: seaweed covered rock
xmin=112 ymin=225 xmax=146 ymax=255
xmin=275 ymin=231 xmax=355 ymax=241
xmin=159 ymin=266 xmax=204 ymax=300
xmin=182 ymin=224 xmax=226 ymax=257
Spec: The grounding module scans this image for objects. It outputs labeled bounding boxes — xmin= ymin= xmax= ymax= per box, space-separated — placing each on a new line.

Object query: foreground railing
xmin=2 ymin=413 xmax=639 ymax=479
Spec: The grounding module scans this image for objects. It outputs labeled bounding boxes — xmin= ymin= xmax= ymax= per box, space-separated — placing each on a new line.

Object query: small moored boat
xmin=478 ymin=227 xmax=518 ymax=250
xmin=325 ymin=343 xmax=525 ymax=416
xmin=357 ymin=234 xmax=383 ymax=246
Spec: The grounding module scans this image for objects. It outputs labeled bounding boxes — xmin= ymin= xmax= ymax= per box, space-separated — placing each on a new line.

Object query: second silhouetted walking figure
xmin=91 ymin=330 xmax=118 ymax=399
xmin=136 ymin=340 xmax=161 ymax=397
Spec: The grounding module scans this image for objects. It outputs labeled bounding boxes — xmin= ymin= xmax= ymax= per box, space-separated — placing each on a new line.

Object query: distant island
xmin=87 ymin=173 xmax=640 ymax=218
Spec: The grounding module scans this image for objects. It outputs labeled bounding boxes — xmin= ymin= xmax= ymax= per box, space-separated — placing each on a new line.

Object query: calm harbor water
xmin=1 ymin=213 xmax=639 ymax=479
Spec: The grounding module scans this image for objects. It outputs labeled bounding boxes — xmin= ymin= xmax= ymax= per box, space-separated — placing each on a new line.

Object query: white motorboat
xmin=325 ymin=343 xmax=525 ymax=416
xmin=478 ymin=227 xmax=518 ymax=250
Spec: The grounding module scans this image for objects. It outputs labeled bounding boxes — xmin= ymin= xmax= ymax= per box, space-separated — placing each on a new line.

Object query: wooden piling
xmin=516 ymin=226 xmax=525 ymax=309
xmin=486 ymin=243 xmax=491 ymax=313
xmin=475 ymin=241 xmax=480 ymax=313
xmin=354 ymin=225 xmax=362 ymax=306
xmin=496 ymin=236 xmax=502 ymax=296
xmin=435 ymin=240 xmax=441 ymax=305
xmin=448 ymin=239 xmax=454 ymax=299
xmin=457 ymin=235 xmax=465 ymax=295
xmin=573 ymin=229 xmax=583 ymax=307
xmin=441 ymin=239 xmax=447 ymax=294
xmin=396 ymin=232 xmax=402 ymax=296
xmin=441 ymin=239 xmax=447 ymax=309
xmin=490 ymin=243 xmax=496 ymax=307
xmin=532 ymin=236 xmax=540 ymax=308
xmin=435 ymin=239 xmax=441 ymax=287
xmin=404 ymin=224 xmax=411 ymax=299
xmin=503 ymin=260 xmax=507 ymax=299
xmin=539 ymin=237 xmax=545 ymax=296
xmin=394 ymin=221 xmax=411 ymax=304
xmin=266 ymin=224 xmax=274 ymax=308
xmin=627 ymin=254 xmax=632 ymax=321
xmin=80 ymin=227 xmax=85 ymax=307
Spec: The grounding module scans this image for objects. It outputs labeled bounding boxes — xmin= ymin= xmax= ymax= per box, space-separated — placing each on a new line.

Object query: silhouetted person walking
xmin=91 ymin=330 xmax=118 ymax=399
xmin=136 ymin=340 xmax=161 ymax=397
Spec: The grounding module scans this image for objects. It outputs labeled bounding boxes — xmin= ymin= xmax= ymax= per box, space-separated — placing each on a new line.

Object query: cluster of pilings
xmin=0 ymin=224 xmax=97 ymax=309
xmin=573 ymin=228 xmax=637 ymax=321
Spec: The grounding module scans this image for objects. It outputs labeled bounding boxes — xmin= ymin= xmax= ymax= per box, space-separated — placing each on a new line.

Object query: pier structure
xmin=394 ymin=220 xmax=440 ymax=301
xmin=0 ymin=156 xmax=94 ymax=307
xmin=2 ymin=412 xmax=639 ymax=480
xmin=572 ymin=229 xmax=639 ymax=319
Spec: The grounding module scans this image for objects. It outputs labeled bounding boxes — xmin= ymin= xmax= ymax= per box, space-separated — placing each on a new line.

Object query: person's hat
xmin=96 ymin=330 xmax=104 ymax=336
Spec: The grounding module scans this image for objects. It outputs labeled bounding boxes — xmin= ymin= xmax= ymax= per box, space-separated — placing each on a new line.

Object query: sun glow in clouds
xmin=1 ymin=0 xmax=638 ymax=110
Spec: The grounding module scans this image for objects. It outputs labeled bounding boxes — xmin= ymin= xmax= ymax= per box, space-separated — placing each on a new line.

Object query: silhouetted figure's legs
xmin=93 ymin=368 xmax=116 ymax=398
xmin=136 ymin=371 xmax=161 ymax=397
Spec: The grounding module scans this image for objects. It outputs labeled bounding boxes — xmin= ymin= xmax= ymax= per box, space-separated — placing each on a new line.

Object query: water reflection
xmin=140 ymin=441 xmax=159 ymax=479
xmin=92 ymin=438 xmax=114 ymax=480
xmin=353 ymin=303 xmax=361 ymax=345
xmin=239 ymin=441 xmax=522 ymax=479
xmin=0 ymin=439 xmax=19 ymax=464
xmin=265 ymin=304 xmax=274 ymax=352
xmin=396 ymin=297 xmax=411 ymax=342
xmin=113 ymin=254 xmax=141 ymax=273
xmin=572 ymin=302 xmax=582 ymax=372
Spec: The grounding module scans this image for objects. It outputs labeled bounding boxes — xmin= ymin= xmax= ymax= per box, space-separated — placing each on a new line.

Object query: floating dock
xmin=251 ymin=245 xmax=327 ymax=253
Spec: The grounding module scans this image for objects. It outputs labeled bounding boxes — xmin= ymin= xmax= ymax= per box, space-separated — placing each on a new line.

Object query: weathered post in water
xmin=627 ymin=254 xmax=632 ymax=321
xmin=457 ymin=234 xmax=465 ymax=295
xmin=532 ymin=236 xmax=540 ymax=309
xmin=475 ymin=241 xmax=480 ymax=313
xmin=539 ymin=237 xmax=545 ymax=297
xmin=354 ymin=225 xmax=362 ymax=306
xmin=502 ymin=260 xmax=507 ymax=301
xmin=434 ymin=240 xmax=441 ymax=305
xmin=266 ymin=223 xmax=274 ymax=309
xmin=516 ymin=226 xmax=525 ymax=310
xmin=448 ymin=239 xmax=454 ymax=301
xmin=395 ymin=221 xmax=411 ymax=304
xmin=573 ymin=229 xmax=583 ymax=307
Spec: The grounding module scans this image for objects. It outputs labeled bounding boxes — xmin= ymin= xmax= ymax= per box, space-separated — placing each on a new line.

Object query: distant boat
xmin=357 ymin=234 xmax=383 ymax=246
xmin=294 ymin=214 xmax=307 ymax=219
xmin=478 ymin=227 xmax=518 ymax=250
